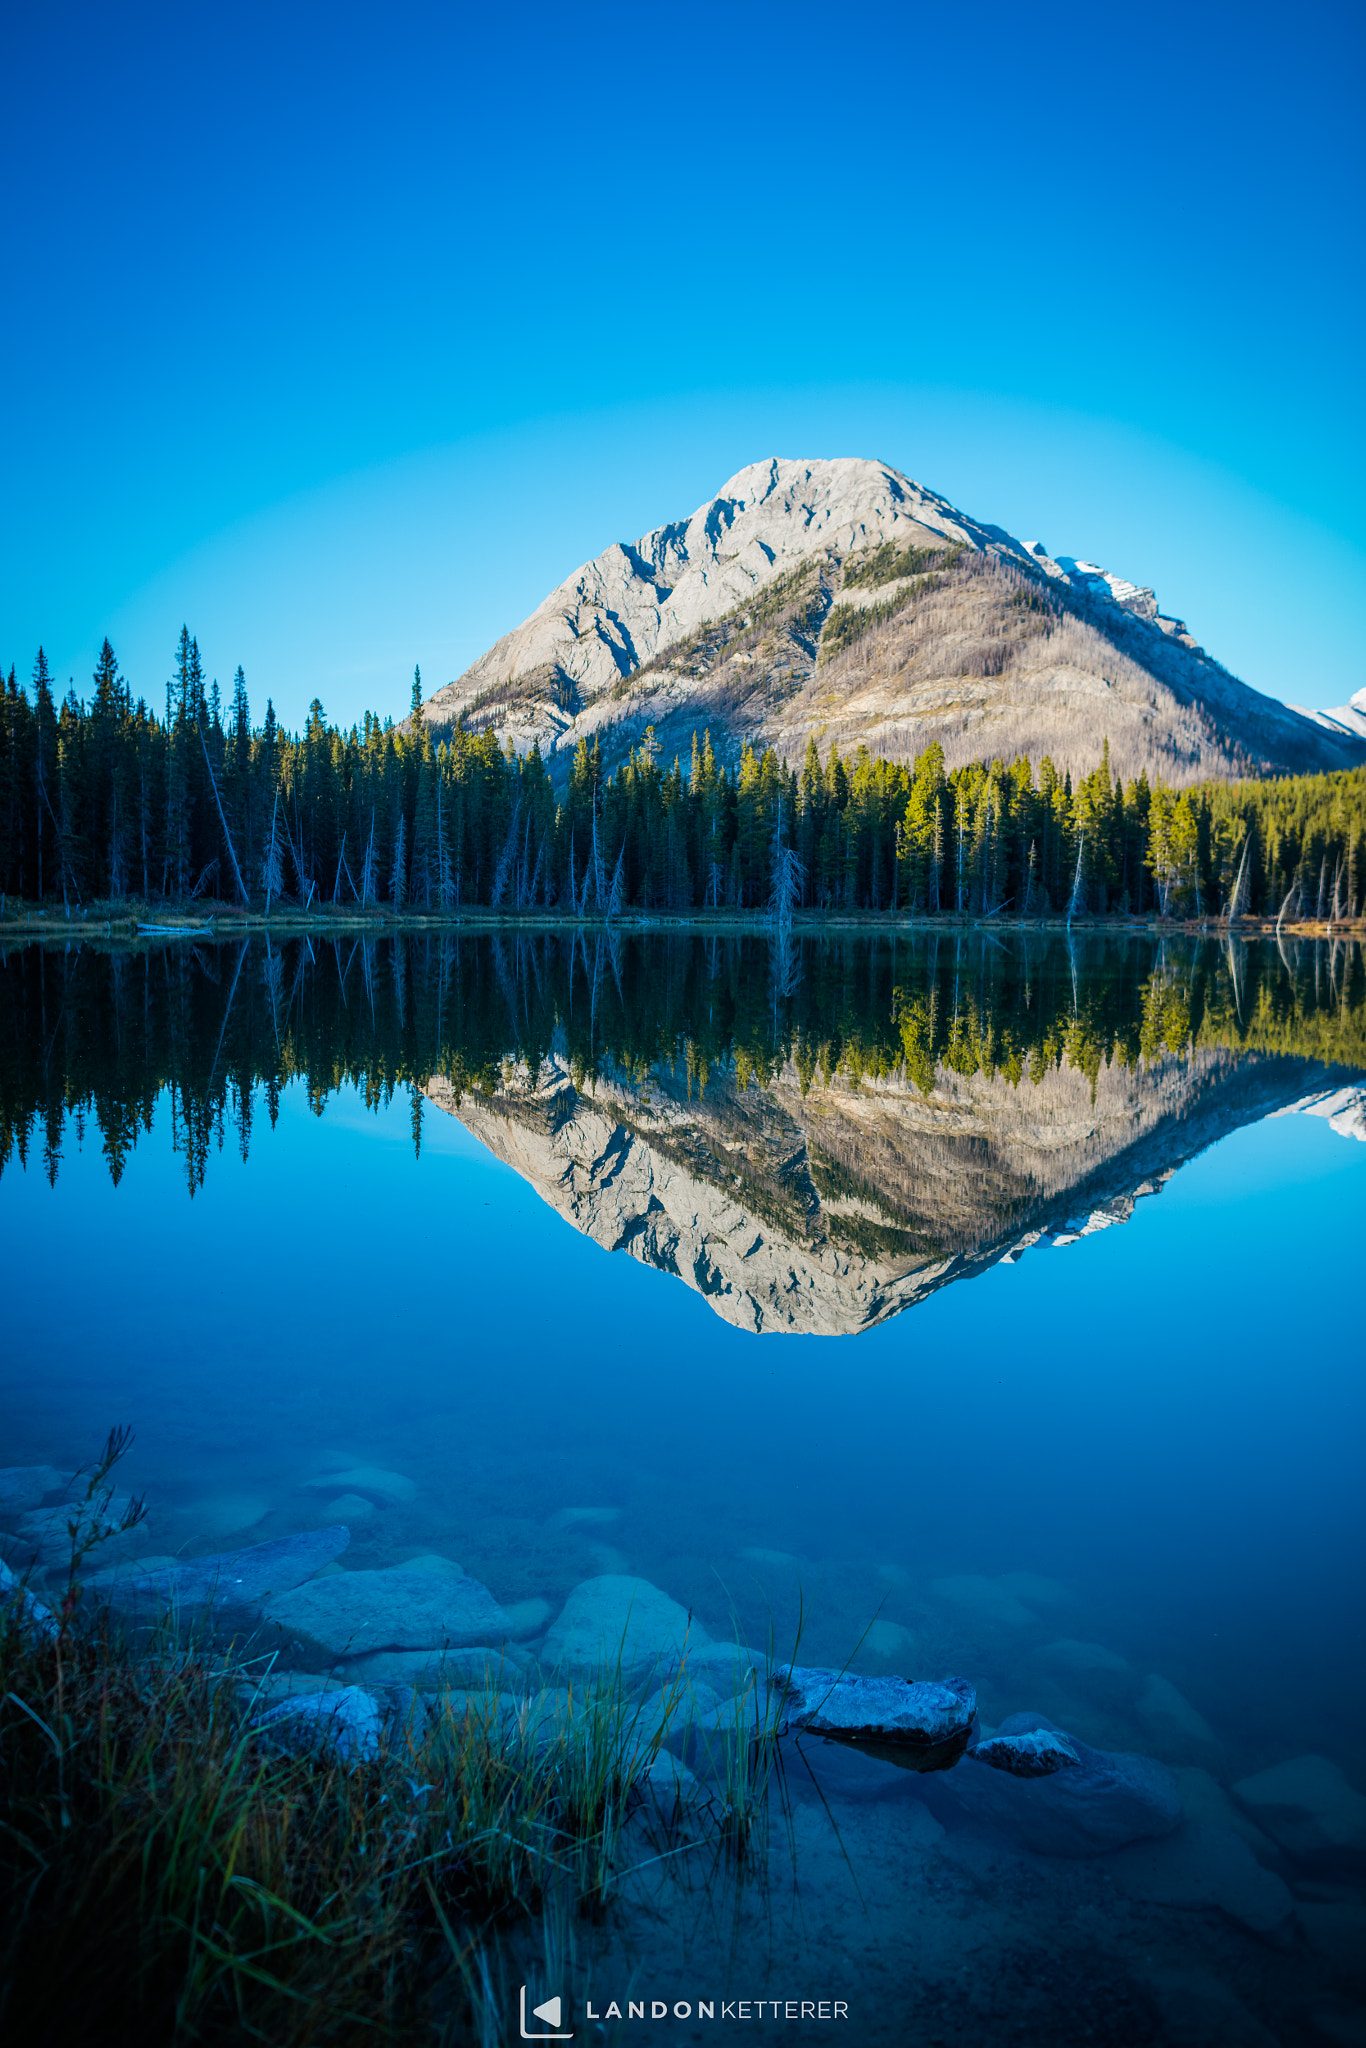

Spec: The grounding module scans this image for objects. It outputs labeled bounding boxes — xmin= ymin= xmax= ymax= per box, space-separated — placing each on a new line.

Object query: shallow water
xmin=2 ymin=931 xmax=1364 ymax=2044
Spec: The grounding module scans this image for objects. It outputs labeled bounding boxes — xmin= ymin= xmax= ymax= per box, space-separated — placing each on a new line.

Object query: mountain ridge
xmin=418 ymin=457 xmax=1364 ymax=787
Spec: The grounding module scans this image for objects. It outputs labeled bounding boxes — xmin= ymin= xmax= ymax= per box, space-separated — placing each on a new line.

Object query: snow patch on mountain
xmin=1288 ymin=685 xmax=1366 ymax=743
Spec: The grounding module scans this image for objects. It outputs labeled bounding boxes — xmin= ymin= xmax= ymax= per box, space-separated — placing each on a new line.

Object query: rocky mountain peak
xmin=419 ymin=457 xmax=1365 ymax=786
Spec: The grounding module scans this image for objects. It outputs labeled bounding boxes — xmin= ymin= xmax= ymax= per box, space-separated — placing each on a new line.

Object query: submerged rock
xmin=777 ymin=1666 xmax=976 ymax=1765
xmin=322 ymin=1493 xmax=377 ymax=1524
xmin=995 ymin=1571 xmax=1069 ymax=1607
xmin=1137 ymin=1672 xmax=1217 ymax=1749
xmin=502 ymin=1596 xmax=552 ymax=1637
xmin=235 ymin=1671 xmax=350 ymax=1708
xmin=87 ymin=1526 xmax=351 ymax=1616
xmin=685 ymin=1640 xmax=767 ymax=1685
xmin=969 ymin=1728 xmax=1081 ymax=1777
xmin=638 ymin=1747 xmax=702 ymax=1815
xmin=265 ymin=1566 xmax=511 ymax=1655
xmin=641 ymin=1679 xmax=722 ymax=1742
xmin=343 ymin=1645 xmax=532 ymax=1688
xmin=1232 ymin=1754 xmax=1366 ymax=1863
xmin=937 ymin=1711 xmax=1181 ymax=1855
xmin=864 ymin=1619 xmax=917 ymax=1661
xmin=252 ymin=1685 xmax=383 ymax=1764
xmin=540 ymin=1574 xmax=708 ymax=1677
xmin=1103 ymin=1821 xmax=1294 ymax=1935
xmin=0 ymin=1466 xmax=74 ymax=1516
xmin=1034 ymin=1638 xmax=1132 ymax=1681
xmin=929 ymin=1575 xmax=1036 ymax=1629
xmin=11 ymin=1492 xmax=135 ymax=1567
xmin=181 ymin=1491 xmax=270 ymax=1537
xmin=302 ymin=1465 xmax=416 ymax=1505
xmin=1143 ymin=1967 xmax=1284 ymax=2048
xmin=546 ymin=1506 xmax=621 ymax=1531
xmin=1175 ymin=1766 xmax=1281 ymax=1861
xmin=0 ymin=1558 xmax=59 ymax=1640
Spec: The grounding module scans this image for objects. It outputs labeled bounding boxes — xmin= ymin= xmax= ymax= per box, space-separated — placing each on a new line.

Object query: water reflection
xmin=2 ymin=930 xmax=1362 ymax=1334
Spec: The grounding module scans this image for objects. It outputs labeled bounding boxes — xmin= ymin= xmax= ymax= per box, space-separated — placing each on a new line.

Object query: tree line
xmin=2 ymin=930 xmax=1360 ymax=1198
xmin=2 ymin=634 xmax=1363 ymax=921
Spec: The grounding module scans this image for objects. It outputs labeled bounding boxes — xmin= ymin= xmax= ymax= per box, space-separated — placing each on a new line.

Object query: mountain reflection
xmin=2 ymin=930 xmax=1362 ymax=1332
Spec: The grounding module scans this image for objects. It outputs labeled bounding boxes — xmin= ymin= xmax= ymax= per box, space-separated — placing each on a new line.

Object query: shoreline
xmin=1 ymin=903 xmax=1363 ymax=942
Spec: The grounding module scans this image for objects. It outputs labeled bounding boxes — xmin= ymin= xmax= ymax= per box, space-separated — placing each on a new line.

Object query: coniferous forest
xmin=3 ymin=930 xmax=1362 ymax=1197
xmin=2 ymin=633 xmax=1363 ymax=922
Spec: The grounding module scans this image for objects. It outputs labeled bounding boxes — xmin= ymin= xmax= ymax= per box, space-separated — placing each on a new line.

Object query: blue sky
xmin=3 ymin=0 xmax=1362 ymax=731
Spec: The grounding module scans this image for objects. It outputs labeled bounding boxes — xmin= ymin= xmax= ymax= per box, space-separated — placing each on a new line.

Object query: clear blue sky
xmin=3 ymin=0 xmax=1362 ymax=731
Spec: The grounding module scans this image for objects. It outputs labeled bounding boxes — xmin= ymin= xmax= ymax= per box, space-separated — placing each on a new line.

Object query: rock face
xmin=778 ymin=1667 xmax=976 ymax=1754
xmin=935 ymin=1711 xmax=1182 ymax=1855
xmin=419 ymin=456 xmax=1363 ymax=784
xmin=428 ymin=1040 xmax=1362 ymax=1337
xmin=265 ymin=1566 xmax=512 ymax=1657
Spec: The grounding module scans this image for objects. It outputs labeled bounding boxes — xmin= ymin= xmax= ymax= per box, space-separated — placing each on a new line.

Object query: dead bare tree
xmin=199 ymin=723 xmax=250 ymax=905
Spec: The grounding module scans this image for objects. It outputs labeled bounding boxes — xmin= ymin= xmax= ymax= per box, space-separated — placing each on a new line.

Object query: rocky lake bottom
xmin=1 ymin=931 xmax=1363 ymax=2044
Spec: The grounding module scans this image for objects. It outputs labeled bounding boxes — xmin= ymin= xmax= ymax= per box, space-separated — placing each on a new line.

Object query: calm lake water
xmin=2 ymin=929 xmax=1364 ymax=2046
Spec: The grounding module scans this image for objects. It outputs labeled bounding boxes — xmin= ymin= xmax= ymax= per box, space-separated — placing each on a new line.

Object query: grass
xmin=0 ymin=1439 xmax=796 ymax=2048
xmin=0 ymin=1582 xmax=712 ymax=2044
xmin=0 ymin=1445 xmax=915 ymax=2044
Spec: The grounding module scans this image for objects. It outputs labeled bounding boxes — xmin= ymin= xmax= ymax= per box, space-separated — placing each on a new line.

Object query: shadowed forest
xmin=3 ymin=637 xmax=1363 ymax=922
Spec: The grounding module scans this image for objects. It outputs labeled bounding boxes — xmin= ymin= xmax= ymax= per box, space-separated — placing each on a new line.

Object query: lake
xmin=2 ymin=928 xmax=1364 ymax=2046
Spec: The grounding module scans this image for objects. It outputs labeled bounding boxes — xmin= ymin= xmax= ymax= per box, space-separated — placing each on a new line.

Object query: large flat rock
xmin=87 ymin=1526 xmax=351 ymax=1615
xmin=265 ymin=1567 xmax=511 ymax=1655
xmin=778 ymin=1667 xmax=976 ymax=1753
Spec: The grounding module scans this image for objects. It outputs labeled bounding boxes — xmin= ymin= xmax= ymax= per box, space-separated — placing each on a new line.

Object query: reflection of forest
xmin=2 ymin=935 xmax=1362 ymax=1315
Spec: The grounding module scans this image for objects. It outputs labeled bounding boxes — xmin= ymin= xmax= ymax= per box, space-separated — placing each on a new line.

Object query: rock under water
xmin=777 ymin=1666 xmax=977 ymax=1769
xmin=86 ymin=1525 xmax=352 ymax=1617
xmin=265 ymin=1566 xmax=512 ymax=1656
xmin=932 ymin=1710 xmax=1182 ymax=1855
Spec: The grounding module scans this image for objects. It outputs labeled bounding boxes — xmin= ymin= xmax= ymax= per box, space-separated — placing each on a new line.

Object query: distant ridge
xmin=419 ymin=457 xmax=1364 ymax=786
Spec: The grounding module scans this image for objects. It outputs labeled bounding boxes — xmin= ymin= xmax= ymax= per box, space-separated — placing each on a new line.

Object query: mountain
xmin=419 ymin=457 xmax=1364 ymax=786
xmin=426 ymin=1042 xmax=1364 ymax=1337
xmin=1290 ymin=685 xmax=1366 ymax=744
